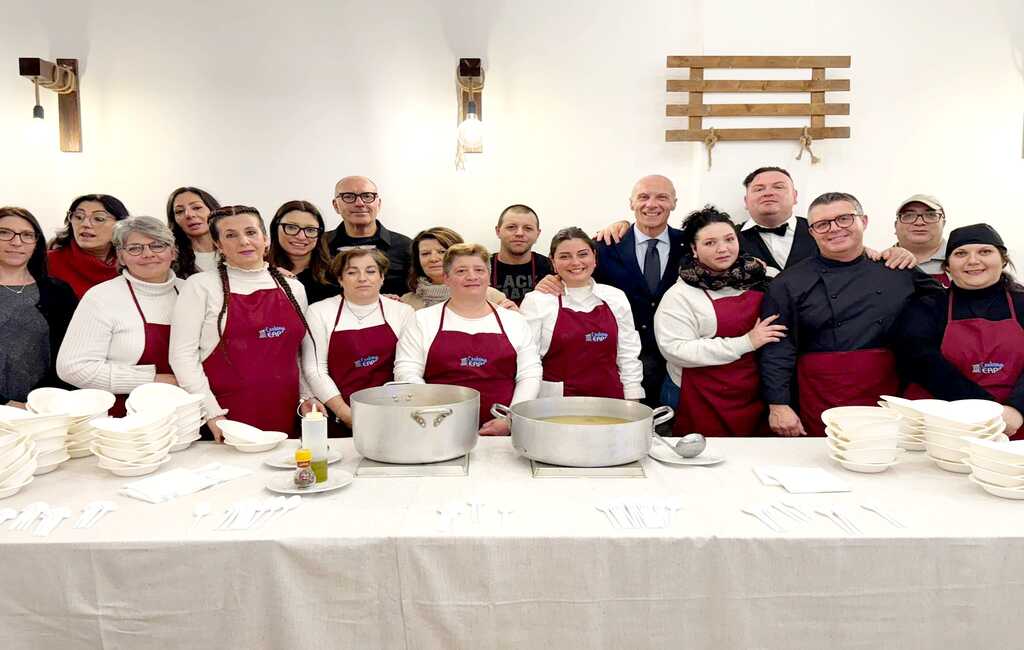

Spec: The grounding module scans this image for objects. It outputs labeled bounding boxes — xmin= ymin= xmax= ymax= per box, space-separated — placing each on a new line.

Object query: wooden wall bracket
xmin=18 ymin=56 xmax=82 ymax=152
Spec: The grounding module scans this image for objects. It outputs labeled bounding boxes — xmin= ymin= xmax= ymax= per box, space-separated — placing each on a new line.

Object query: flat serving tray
xmin=355 ymin=454 xmax=470 ymax=477
xmin=530 ymin=460 xmax=646 ymax=478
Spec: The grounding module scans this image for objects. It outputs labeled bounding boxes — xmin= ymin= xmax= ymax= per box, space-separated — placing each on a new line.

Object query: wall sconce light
xmin=455 ymin=57 xmax=484 ymax=170
xmin=18 ymin=57 xmax=82 ymax=152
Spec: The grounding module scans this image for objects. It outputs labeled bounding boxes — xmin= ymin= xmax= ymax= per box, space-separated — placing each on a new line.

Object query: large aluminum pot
xmin=491 ymin=397 xmax=674 ymax=467
xmin=351 ymin=382 xmax=479 ymax=464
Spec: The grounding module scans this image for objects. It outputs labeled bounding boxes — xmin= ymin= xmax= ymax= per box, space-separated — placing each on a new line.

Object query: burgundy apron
xmin=202 ymin=280 xmax=305 ymax=437
xmin=327 ymin=298 xmax=398 ymax=403
xmin=541 ymin=295 xmax=624 ymax=399
xmin=424 ymin=301 xmax=517 ymax=426
xmin=676 ymin=289 xmax=768 ymax=436
xmin=931 ymin=272 xmax=952 ymax=288
xmin=111 ymin=280 xmax=176 ymax=417
xmin=906 ymin=291 xmax=1024 ymax=438
xmin=797 ymin=348 xmax=899 ymax=437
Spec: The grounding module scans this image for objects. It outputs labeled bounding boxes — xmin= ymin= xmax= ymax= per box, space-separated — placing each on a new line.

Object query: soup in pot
xmin=540 ymin=415 xmax=631 ymax=425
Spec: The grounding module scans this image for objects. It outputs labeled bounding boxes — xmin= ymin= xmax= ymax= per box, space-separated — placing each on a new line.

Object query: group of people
xmin=2 ymin=167 xmax=1021 ymax=442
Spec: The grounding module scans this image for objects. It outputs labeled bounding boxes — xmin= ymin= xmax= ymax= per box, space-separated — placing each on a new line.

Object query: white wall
xmin=1 ymin=0 xmax=1022 ymax=253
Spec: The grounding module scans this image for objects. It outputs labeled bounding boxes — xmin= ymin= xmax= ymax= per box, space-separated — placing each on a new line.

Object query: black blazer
xmin=739 ymin=216 xmax=817 ymax=272
xmin=593 ymin=225 xmax=685 ymax=349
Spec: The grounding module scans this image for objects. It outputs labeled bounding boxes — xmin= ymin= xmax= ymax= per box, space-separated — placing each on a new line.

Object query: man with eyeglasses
xmin=327 ymin=176 xmax=412 ymax=296
xmin=759 ymin=192 xmax=942 ymax=437
xmin=893 ymin=194 xmax=950 ymax=287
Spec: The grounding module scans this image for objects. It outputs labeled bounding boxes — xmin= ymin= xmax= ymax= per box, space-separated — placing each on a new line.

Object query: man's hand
xmin=478 ymin=418 xmax=511 ymax=436
xmin=534 ymin=274 xmax=564 ymax=296
xmin=866 ymin=245 xmax=917 ymax=270
xmin=769 ymin=404 xmax=806 ymax=437
xmin=496 ymin=298 xmax=519 ymax=311
xmin=207 ymin=416 xmax=226 ymax=443
xmin=1002 ymin=406 xmax=1023 ymax=437
xmin=593 ymin=220 xmax=631 ymax=245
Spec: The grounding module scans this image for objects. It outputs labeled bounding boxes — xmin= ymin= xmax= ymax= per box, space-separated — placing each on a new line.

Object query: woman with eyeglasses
xmin=166 ymin=186 xmax=222 ymax=278
xmin=0 ymin=207 xmax=77 ymax=408
xmin=47 ymin=194 xmax=130 ymax=298
xmin=897 ymin=224 xmax=1024 ymax=438
xmin=57 ymin=217 xmax=184 ymax=415
xmin=267 ymin=200 xmax=340 ymax=305
xmin=169 ymin=206 xmax=320 ymax=441
xmin=401 ymin=227 xmax=509 ymax=310
xmin=519 ymin=227 xmax=644 ymax=400
xmin=893 ymin=194 xmax=950 ymax=287
xmin=302 ymin=248 xmax=415 ymax=434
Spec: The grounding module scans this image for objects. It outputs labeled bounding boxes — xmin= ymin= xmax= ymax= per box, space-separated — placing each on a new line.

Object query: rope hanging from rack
xmin=796 ymin=126 xmax=821 ymax=164
xmin=38 ymin=64 xmax=77 ymax=95
xmin=703 ymin=128 xmax=718 ymax=170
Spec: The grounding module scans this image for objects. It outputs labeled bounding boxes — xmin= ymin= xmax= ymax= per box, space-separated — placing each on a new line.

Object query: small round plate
xmin=649 ymin=444 xmax=724 ymax=466
xmin=0 ymin=475 xmax=34 ymax=499
xmin=264 ymin=445 xmax=343 ymax=469
xmin=969 ymin=474 xmax=1024 ymax=499
xmin=829 ymin=453 xmax=897 ymax=474
xmin=266 ymin=471 xmax=354 ymax=495
xmin=926 ymin=454 xmax=971 ymax=474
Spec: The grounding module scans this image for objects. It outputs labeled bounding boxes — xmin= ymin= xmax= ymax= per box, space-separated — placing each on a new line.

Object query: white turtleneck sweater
xmin=518 ymin=281 xmax=645 ymax=399
xmin=168 ymin=263 xmax=309 ymax=418
xmin=302 ymin=295 xmax=416 ymax=403
xmin=57 ymin=270 xmax=185 ymax=393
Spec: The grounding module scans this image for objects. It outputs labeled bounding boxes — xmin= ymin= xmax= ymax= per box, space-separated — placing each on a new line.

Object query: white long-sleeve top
xmin=168 ymin=263 xmax=309 ymax=418
xmin=302 ymin=296 xmax=416 ymax=403
xmin=653 ymin=279 xmax=757 ymax=387
xmin=57 ymin=271 xmax=185 ymax=393
xmin=518 ymin=281 xmax=645 ymax=399
xmin=394 ymin=301 xmax=542 ymax=406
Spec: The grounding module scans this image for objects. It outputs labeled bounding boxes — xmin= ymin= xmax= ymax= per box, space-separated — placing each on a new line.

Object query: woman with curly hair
xmin=47 ymin=194 xmax=130 ymax=297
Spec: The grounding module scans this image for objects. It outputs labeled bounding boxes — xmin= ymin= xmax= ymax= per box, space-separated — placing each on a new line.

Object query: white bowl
xmin=170 ymin=433 xmax=201 ymax=452
xmin=38 ymin=447 xmax=71 ymax=465
xmin=968 ymin=474 xmax=1024 ymax=499
xmin=223 ymin=431 xmax=287 ymax=453
xmin=924 ymin=440 xmax=969 ymax=462
xmin=826 ymin=419 xmax=902 ymax=440
xmin=925 ymin=454 xmax=971 ymax=473
xmin=26 ymin=387 xmax=70 ymax=413
xmin=916 ymin=399 xmax=1004 ymax=427
xmin=93 ymin=443 xmax=170 ymax=468
xmin=33 ymin=451 xmax=70 ymax=475
xmin=98 ymin=455 xmax=172 ymax=477
xmin=0 ymin=455 xmax=38 ymax=489
xmin=92 ymin=408 xmax=176 ymax=434
xmin=0 ymin=431 xmax=24 ymax=456
xmin=61 ymin=389 xmax=116 ymax=417
xmin=92 ymin=423 xmax=175 ymax=444
xmin=94 ymin=428 xmax=174 ymax=449
xmin=94 ymin=437 xmax=173 ymax=463
xmin=0 ymin=406 xmax=73 ymax=435
xmin=822 ymin=406 xmax=901 ymax=426
xmin=825 ymin=428 xmax=899 ymax=448
xmin=898 ymin=437 xmax=926 ymax=451
xmin=830 ymin=446 xmax=904 ymax=465
xmin=127 ymin=383 xmax=202 ymax=410
xmin=32 ymin=436 xmax=67 ymax=455
xmin=960 ymin=439 xmax=1024 ymax=465
xmin=828 ymin=453 xmax=897 ymax=473
xmin=0 ymin=475 xmax=34 ymax=499
xmin=967 ymin=452 xmax=1024 ymax=475
xmin=67 ymin=447 xmax=93 ymax=459
xmin=879 ymin=395 xmax=924 ymax=418
xmin=965 ymin=461 xmax=1024 ymax=488
xmin=0 ymin=438 xmax=31 ymax=476
xmin=218 ymin=420 xmax=272 ymax=444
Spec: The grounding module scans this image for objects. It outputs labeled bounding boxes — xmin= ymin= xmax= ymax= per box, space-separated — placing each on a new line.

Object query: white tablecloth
xmin=2 ymin=438 xmax=1023 ymax=650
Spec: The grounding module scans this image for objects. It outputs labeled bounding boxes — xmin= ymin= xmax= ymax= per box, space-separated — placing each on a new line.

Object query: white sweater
xmin=394 ymin=301 xmax=542 ymax=406
xmin=57 ymin=271 xmax=185 ymax=393
xmin=519 ymin=281 xmax=645 ymax=399
xmin=653 ymin=279 xmax=757 ymax=387
xmin=168 ymin=263 xmax=309 ymax=418
xmin=302 ymin=296 xmax=416 ymax=403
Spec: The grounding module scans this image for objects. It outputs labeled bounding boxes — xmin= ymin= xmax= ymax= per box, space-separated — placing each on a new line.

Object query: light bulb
xmin=457 ymin=113 xmax=483 ymax=149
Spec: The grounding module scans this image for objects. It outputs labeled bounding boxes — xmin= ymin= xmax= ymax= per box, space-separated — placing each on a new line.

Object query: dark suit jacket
xmin=739 ymin=216 xmax=817 ymax=272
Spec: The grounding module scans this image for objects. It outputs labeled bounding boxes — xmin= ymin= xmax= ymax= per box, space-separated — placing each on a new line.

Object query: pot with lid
xmin=491 ymin=397 xmax=673 ymax=467
xmin=351 ymin=382 xmax=480 ymax=464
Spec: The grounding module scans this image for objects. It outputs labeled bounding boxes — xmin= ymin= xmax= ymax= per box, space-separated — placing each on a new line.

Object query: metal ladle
xmin=653 ymin=431 xmax=707 ymax=458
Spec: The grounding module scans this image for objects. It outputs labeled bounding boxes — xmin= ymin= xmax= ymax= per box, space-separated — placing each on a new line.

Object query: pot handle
xmin=411 ymin=407 xmax=453 ymax=428
xmin=490 ymin=403 xmax=512 ymax=421
xmin=651 ymin=405 xmax=674 ymax=428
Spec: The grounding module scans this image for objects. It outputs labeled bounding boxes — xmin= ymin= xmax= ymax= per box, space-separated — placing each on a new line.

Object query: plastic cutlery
xmin=34 ymin=508 xmax=71 ymax=537
xmin=832 ymin=507 xmax=860 ymax=534
xmin=248 ymin=498 xmax=278 ymax=529
xmin=742 ymin=506 xmax=781 ymax=532
xmin=85 ymin=501 xmax=117 ymax=529
xmin=815 ymin=507 xmax=854 ymax=534
xmin=860 ymin=503 xmax=905 ymax=528
xmin=13 ymin=503 xmax=49 ymax=531
xmin=190 ymin=502 xmax=211 ymax=531
xmin=254 ymin=497 xmax=284 ymax=528
xmin=595 ymin=505 xmax=620 ymax=528
xmin=465 ymin=499 xmax=484 ymax=525
xmin=216 ymin=504 xmax=238 ymax=530
xmin=267 ymin=495 xmax=302 ymax=525
xmin=497 ymin=507 xmax=514 ymax=528
xmin=75 ymin=502 xmax=103 ymax=529
xmin=0 ymin=508 xmax=17 ymax=526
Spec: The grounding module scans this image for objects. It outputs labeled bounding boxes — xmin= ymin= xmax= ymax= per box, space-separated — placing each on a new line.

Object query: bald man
xmin=328 ymin=176 xmax=412 ymax=295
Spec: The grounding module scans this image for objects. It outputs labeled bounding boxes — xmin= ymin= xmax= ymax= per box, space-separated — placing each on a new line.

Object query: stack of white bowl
xmin=219 ymin=420 xmax=288 ymax=452
xmin=878 ymin=395 xmax=928 ymax=450
xmin=910 ymin=400 xmax=1006 ymax=474
xmin=127 ymin=384 xmax=204 ymax=451
xmin=962 ymin=439 xmax=1024 ymax=499
xmin=822 ymin=406 xmax=905 ymax=473
xmin=26 ymin=387 xmax=115 ymax=458
xmin=0 ymin=429 xmax=37 ymax=498
xmin=0 ymin=404 xmax=73 ymax=476
xmin=89 ymin=408 xmax=177 ymax=477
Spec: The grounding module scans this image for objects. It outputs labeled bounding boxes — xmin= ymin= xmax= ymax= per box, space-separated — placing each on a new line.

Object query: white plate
xmin=224 ymin=431 xmax=288 ymax=453
xmin=266 ymin=471 xmax=354 ymax=495
xmin=898 ymin=438 xmax=926 ymax=451
xmin=219 ymin=420 xmax=279 ymax=444
xmin=265 ymin=445 xmax=344 ymax=469
xmin=100 ymin=455 xmax=172 ymax=477
xmin=67 ymin=446 xmax=94 ymax=458
xmin=926 ymin=454 xmax=971 ymax=474
xmin=648 ymin=444 xmax=724 ymax=466
xmin=828 ymin=453 xmax=897 ymax=474
xmin=33 ymin=453 xmax=69 ymax=475
xmin=170 ymin=434 xmax=202 ymax=452
xmin=968 ymin=474 xmax=1024 ymax=500
xmin=0 ymin=475 xmax=34 ymax=499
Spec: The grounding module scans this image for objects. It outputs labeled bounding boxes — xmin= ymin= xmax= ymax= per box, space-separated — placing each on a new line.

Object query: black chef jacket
xmin=895 ymin=277 xmax=1024 ymax=413
xmin=327 ymin=221 xmax=412 ymax=296
xmin=759 ymin=252 xmax=942 ymax=406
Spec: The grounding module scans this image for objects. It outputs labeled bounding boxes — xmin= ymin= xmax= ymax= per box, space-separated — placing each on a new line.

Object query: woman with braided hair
xmin=169 ymin=205 xmax=322 ymax=441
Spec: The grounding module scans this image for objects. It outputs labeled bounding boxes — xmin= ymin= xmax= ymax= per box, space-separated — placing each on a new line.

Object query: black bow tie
xmin=753 ymin=223 xmax=788 ymax=237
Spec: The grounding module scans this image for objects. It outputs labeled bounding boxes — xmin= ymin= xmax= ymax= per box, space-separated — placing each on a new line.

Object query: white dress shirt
xmin=634 ymin=225 xmax=671 ymax=279
xmin=519 ymin=281 xmax=645 ymax=399
xmin=302 ymin=296 xmax=415 ymax=403
xmin=741 ymin=215 xmax=797 ymax=270
xmin=394 ymin=302 xmax=542 ymax=406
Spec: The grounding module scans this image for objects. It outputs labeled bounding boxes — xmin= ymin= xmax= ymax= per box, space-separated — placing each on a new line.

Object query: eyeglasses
xmin=121 ymin=242 xmax=171 ymax=256
xmin=336 ymin=192 xmax=379 ymax=204
xmin=69 ymin=211 xmax=113 ymax=225
xmin=279 ymin=223 xmax=322 ymax=239
xmin=809 ymin=213 xmax=862 ymax=234
xmin=897 ymin=211 xmax=943 ymax=225
xmin=0 ymin=228 xmax=38 ymax=243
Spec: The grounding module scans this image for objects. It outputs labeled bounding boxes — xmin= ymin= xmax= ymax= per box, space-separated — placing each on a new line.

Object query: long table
xmin=2 ymin=438 xmax=1023 ymax=650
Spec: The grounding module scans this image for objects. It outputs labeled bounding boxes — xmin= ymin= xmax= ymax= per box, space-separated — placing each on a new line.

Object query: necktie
xmin=753 ymin=223 xmax=788 ymax=237
xmin=643 ymin=239 xmax=661 ymax=293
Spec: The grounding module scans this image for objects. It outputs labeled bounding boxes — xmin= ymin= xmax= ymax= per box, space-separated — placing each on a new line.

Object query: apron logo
xmin=460 ymin=356 xmax=488 ymax=368
xmin=258 ymin=326 xmax=287 ymax=339
xmin=971 ymin=362 xmax=1005 ymax=375
xmin=584 ymin=331 xmax=609 ymax=343
xmin=354 ymin=355 xmax=379 ymax=368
